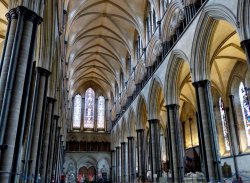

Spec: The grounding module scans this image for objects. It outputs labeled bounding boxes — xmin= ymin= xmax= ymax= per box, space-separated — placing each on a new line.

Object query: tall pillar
xmin=241 ymin=40 xmax=250 ymax=70
xmin=121 ymin=142 xmax=128 ymax=183
xmin=136 ymin=129 xmax=146 ymax=181
xmin=228 ymin=95 xmax=240 ymax=154
xmin=116 ymin=146 xmax=121 ymax=183
xmin=52 ymin=126 xmax=61 ymax=181
xmin=111 ymin=150 xmax=116 ymax=182
xmin=47 ymin=115 xmax=59 ymax=182
xmin=224 ymin=107 xmax=239 ymax=180
xmin=166 ymin=104 xmax=184 ymax=183
xmin=40 ymin=97 xmax=56 ymax=180
xmin=148 ymin=119 xmax=161 ymax=182
xmin=25 ymin=67 xmax=50 ymax=181
xmin=193 ymin=80 xmax=222 ymax=182
xmin=0 ymin=6 xmax=41 ymax=183
xmin=127 ymin=136 xmax=136 ymax=183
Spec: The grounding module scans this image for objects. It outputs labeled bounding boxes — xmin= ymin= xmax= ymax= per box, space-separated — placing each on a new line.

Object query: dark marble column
xmin=193 ymin=80 xmax=222 ymax=182
xmin=0 ymin=6 xmax=42 ymax=183
xmin=224 ymin=106 xmax=239 ymax=180
xmin=51 ymin=126 xmax=61 ymax=181
xmin=26 ymin=67 xmax=50 ymax=181
xmin=41 ymin=97 xmax=56 ymax=180
xmin=127 ymin=136 xmax=136 ymax=182
xmin=241 ymin=39 xmax=250 ymax=70
xmin=228 ymin=95 xmax=240 ymax=154
xmin=111 ymin=150 xmax=116 ymax=182
xmin=148 ymin=119 xmax=161 ymax=182
xmin=136 ymin=129 xmax=146 ymax=181
xmin=166 ymin=104 xmax=184 ymax=183
xmin=121 ymin=142 xmax=128 ymax=183
xmin=47 ymin=115 xmax=59 ymax=182
xmin=116 ymin=146 xmax=121 ymax=183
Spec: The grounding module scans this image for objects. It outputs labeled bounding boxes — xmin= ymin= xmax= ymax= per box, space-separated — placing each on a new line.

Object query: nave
xmin=0 ymin=0 xmax=249 ymax=183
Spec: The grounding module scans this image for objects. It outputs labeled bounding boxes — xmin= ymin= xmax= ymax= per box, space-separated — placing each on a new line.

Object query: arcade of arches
xmin=0 ymin=0 xmax=250 ymax=183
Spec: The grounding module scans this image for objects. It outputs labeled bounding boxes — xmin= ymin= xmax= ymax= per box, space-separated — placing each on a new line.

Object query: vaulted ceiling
xmin=66 ymin=0 xmax=147 ymax=98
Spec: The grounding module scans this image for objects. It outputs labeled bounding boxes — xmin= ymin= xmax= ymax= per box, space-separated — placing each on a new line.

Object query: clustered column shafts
xmin=136 ymin=129 xmax=146 ymax=181
xmin=148 ymin=119 xmax=161 ymax=182
xmin=121 ymin=142 xmax=128 ymax=183
xmin=47 ymin=115 xmax=60 ymax=182
xmin=0 ymin=6 xmax=42 ymax=183
xmin=115 ymin=146 xmax=121 ymax=183
xmin=127 ymin=136 xmax=136 ymax=183
xmin=193 ymin=80 xmax=222 ymax=182
xmin=166 ymin=104 xmax=184 ymax=183
xmin=40 ymin=97 xmax=56 ymax=180
xmin=111 ymin=150 xmax=116 ymax=182
xmin=241 ymin=39 xmax=250 ymax=71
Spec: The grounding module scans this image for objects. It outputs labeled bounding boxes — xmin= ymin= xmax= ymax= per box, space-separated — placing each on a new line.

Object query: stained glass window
xmin=239 ymin=82 xmax=250 ymax=146
xmin=73 ymin=94 xmax=82 ymax=128
xmin=219 ymin=97 xmax=230 ymax=151
xmin=84 ymin=88 xmax=95 ymax=128
xmin=97 ymin=96 xmax=105 ymax=128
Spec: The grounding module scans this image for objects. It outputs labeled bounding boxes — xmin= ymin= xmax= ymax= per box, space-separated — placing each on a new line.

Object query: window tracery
xmin=84 ymin=88 xmax=95 ymax=128
xmin=73 ymin=94 xmax=82 ymax=128
xmin=239 ymin=82 xmax=250 ymax=146
xmin=97 ymin=96 xmax=105 ymax=129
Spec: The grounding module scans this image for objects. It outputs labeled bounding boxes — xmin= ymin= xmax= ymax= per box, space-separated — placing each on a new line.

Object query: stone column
xmin=111 ymin=150 xmax=116 ymax=182
xmin=241 ymin=39 xmax=250 ymax=70
xmin=121 ymin=142 xmax=128 ymax=183
xmin=116 ymin=146 xmax=121 ymax=183
xmin=166 ymin=104 xmax=184 ymax=183
xmin=127 ymin=136 xmax=136 ymax=183
xmin=52 ymin=126 xmax=61 ymax=181
xmin=40 ymin=97 xmax=56 ymax=180
xmin=25 ymin=67 xmax=50 ymax=181
xmin=228 ymin=95 xmax=240 ymax=154
xmin=193 ymin=80 xmax=222 ymax=182
xmin=136 ymin=129 xmax=146 ymax=181
xmin=148 ymin=119 xmax=161 ymax=182
xmin=10 ymin=61 xmax=36 ymax=183
xmin=0 ymin=6 xmax=41 ymax=183
xmin=225 ymin=107 xmax=239 ymax=180
xmin=47 ymin=115 xmax=59 ymax=182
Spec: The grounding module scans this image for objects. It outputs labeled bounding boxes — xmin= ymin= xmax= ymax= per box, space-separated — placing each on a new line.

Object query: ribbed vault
xmin=66 ymin=0 xmax=147 ymax=97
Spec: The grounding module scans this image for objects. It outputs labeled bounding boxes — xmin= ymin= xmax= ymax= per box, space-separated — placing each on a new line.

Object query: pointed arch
xmin=136 ymin=95 xmax=148 ymax=129
xmin=120 ymin=117 xmax=128 ymax=142
xmin=127 ymin=107 xmax=136 ymax=137
xmin=147 ymin=77 xmax=164 ymax=120
xmin=161 ymin=0 xmax=184 ymax=42
xmin=164 ymin=49 xmax=190 ymax=105
xmin=190 ymin=4 xmax=242 ymax=82
xmin=146 ymin=36 xmax=162 ymax=67
xmin=84 ymin=88 xmax=95 ymax=129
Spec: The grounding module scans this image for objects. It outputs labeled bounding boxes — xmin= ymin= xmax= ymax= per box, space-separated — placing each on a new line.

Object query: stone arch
xmin=147 ymin=76 xmax=164 ymax=120
xmin=77 ymin=156 xmax=98 ymax=170
xmin=136 ymin=94 xmax=148 ymax=129
xmin=190 ymin=4 xmax=242 ymax=82
xmin=64 ymin=157 xmax=77 ymax=173
xmin=127 ymin=108 xmax=136 ymax=137
xmin=120 ymin=117 xmax=128 ymax=142
xmin=228 ymin=62 xmax=248 ymax=96
xmin=164 ymin=49 xmax=190 ymax=105
xmin=161 ymin=0 xmax=184 ymax=42
xmin=146 ymin=36 xmax=162 ymax=67
xmin=134 ymin=61 xmax=146 ymax=84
